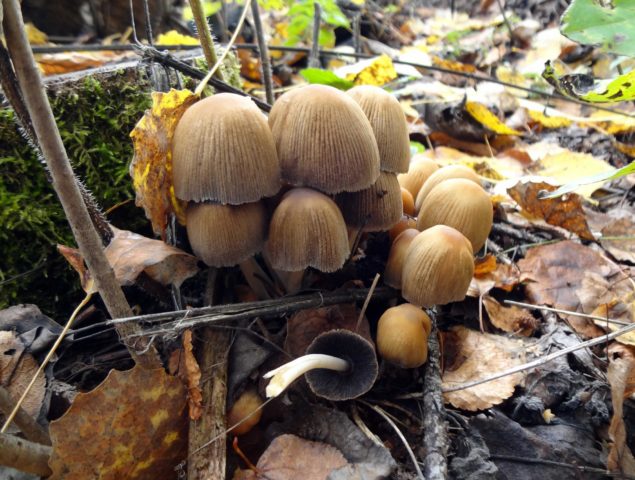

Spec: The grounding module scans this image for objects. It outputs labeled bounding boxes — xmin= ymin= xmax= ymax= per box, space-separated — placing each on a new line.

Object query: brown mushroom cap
xmin=334 ymin=172 xmax=402 ymax=232
xmin=186 ymin=201 xmax=267 ymax=267
xmin=388 ymin=215 xmax=417 ymax=242
xmin=265 ymin=188 xmax=349 ymax=272
xmin=346 ymin=85 xmax=410 ymax=173
xmin=414 ymin=164 xmax=480 ymax=213
xmin=384 ymin=228 xmax=418 ymax=289
xmin=417 ymin=178 xmax=493 ymax=252
xmin=402 ymin=225 xmax=474 ymax=307
xmin=376 ymin=304 xmax=432 ymax=368
xmin=401 ymin=188 xmax=415 ymax=216
xmin=305 ymin=329 xmax=378 ymax=401
xmin=268 ymin=85 xmax=380 ymax=194
xmin=397 ymin=157 xmax=439 ymax=198
xmin=227 ymin=388 xmax=263 ymax=436
xmin=173 ymin=93 xmax=280 ymax=204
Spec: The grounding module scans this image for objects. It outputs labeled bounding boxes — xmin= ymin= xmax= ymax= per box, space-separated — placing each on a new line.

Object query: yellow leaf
xmin=535 ymin=151 xmax=616 ymax=198
xmin=129 ymin=89 xmax=197 ymax=239
xmin=584 ymin=111 xmax=635 ymax=135
xmin=465 ymin=101 xmax=522 ymax=136
xmin=526 ymin=109 xmax=572 ymax=129
xmin=156 ymin=30 xmax=200 ymax=46
xmin=431 ymin=55 xmax=476 ymax=73
xmin=343 ymin=54 xmax=398 ymax=86
xmin=25 ymin=23 xmax=48 ymax=45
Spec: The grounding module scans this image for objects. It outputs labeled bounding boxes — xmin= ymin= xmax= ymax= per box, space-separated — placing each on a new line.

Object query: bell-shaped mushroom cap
xmin=173 ymin=93 xmax=280 ymax=204
xmin=384 ymin=228 xmax=418 ymax=289
xmin=186 ymin=201 xmax=267 ymax=267
xmin=347 ymin=85 xmax=410 ymax=173
xmin=265 ymin=188 xmax=349 ymax=272
xmin=334 ymin=172 xmax=402 ymax=232
xmin=397 ymin=157 xmax=439 ymax=198
xmin=417 ymin=178 xmax=493 ymax=252
xmin=377 ymin=304 xmax=432 ymax=368
xmin=268 ymin=85 xmax=380 ymax=194
xmin=402 ymin=225 xmax=474 ymax=307
xmin=414 ymin=164 xmax=480 ymax=213
xmin=305 ymin=329 xmax=378 ymax=401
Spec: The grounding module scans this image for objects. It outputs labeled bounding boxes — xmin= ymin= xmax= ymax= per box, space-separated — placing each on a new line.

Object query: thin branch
xmin=504 ymin=300 xmax=630 ymax=326
xmin=308 ymin=2 xmax=321 ymax=68
xmin=250 ymin=0 xmax=274 ymax=104
xmin=0 ymin=386 xmax=50 ymax=446
xmin=0 ymin=433 xmax=52 ymax=477
xmin=189 ymin=0 xmax=223 ymax=78
xmin=2 ymin=0 xmax=159 ymax=368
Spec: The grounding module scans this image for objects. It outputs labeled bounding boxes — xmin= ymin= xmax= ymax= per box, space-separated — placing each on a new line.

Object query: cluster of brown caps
xmin=171 ymin=83 xmax=411 ymax=282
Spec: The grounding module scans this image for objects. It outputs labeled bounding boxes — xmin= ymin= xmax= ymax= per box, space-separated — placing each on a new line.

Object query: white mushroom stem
xmin=263 ymin=354 xmax=349 ymax=398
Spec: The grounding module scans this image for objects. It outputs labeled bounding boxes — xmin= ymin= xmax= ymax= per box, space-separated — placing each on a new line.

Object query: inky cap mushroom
xmin=268 ymin=85 xmax=380 ymax=194
xmin=417 ymin=178 xmax=493 ymax=252
xmin=377 ymin=303 xmax=432 ymax=368
xmin=265 ymin=188 xmax=349 ymax=272
xmin=172 ymin=93 xmax=280 ymax=204
xmin=384 ymin=228 xmax=418 ymax=289
xmin=186 ymin=201 xmax=268 ymax=267
xmin=414 ymin=164 xmax=480 ymax=213
xmin=397 ymin=157 xmax=439 ymax=198
xmin=347 ymin=85 xmax=410 ymax=173
xmin=402 ymin=225 xmax=474 ymax=307
xmin=334 ymin=172 xmax=402 ymax=232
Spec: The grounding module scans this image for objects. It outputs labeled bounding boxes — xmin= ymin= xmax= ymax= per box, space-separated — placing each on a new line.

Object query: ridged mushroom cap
xmin=347 ymin=85 xmax=410 ymax=173
xmin=402 ymin=225 xmax=474 ymax=307
xmin=305 ymin=329 xmax=378 ymax=401
xmin=173 ymin=93 xmax=280 ymax=204
xmin=384 ymin=228 xmax=418 ymax=289
xmin=397 ymin=157 xmax=439 ymax=198
xmin=334 ymin=172 xmax=402 ymax=232
xmin=186 ymin=201 xmax=267 ymax=267
xmin=265 ymin=188 xmax=349 ymax=272
xmin=268 ymin=85 xmax=380 ymax=194
xmin=414 ymin=164 xmax=480 ymax=212
xmin=377 ymin=304 xmax=432 ymax=368
xmin=417 ymin=178 xmax=493 ymax=252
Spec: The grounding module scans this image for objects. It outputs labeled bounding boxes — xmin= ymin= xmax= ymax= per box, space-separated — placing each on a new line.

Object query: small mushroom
xmin=172 ymin=93 xmax=280 ymax=204
xmin=417 ymin=178 xmax=493 ymax=252
xmin=414 ymin=164 xmax=480 ymax=213
xmin=377 ymin=304 xmax=432 ymax=368
xmin=334 ymin=172 xmax=402 ymax=232
xmin=402 ymin=225 xmax=474 ymax=307
xmin=264 ymin=329 xmax=378 ymax=401
xmin=401 ymin=188 xmax=415 ymax=216
xmin=384 ymin=228 xmax=418 ymax=289
xmin=227 ymin=388 xmax=263 ymax=436
xmin=346 ymin=85 xmax=410 ymax=173
xmin=397 ymin=157 xmax=439 ymax=199
xmin=388 ymin=215 xmax=417 ymax=242
xmin=268 ymin=84 xmax=380 ymax=194
xmin=186 ymin=201 xmax=267 ymax=267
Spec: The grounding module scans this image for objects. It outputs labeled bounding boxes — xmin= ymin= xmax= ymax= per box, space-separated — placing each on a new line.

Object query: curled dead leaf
xmin=442 ymin=326 xmax=526 ymax=411
xmin=483 ymin=295 xmax=539 ymax=336
xmin=174 ymin=330 xmax=203 ymax=421
xmin=48 ymin=366 xmax=188 ymax=480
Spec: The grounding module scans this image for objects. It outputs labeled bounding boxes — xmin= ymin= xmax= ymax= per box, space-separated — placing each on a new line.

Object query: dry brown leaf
xmin=181 ymin=330 xmax=202 ymax=420
xmin=469 ymin=257 xmax=520 ymax=298
xmin=49 ymin=366 xmax=188 ymax=480
xmin=130 ymin=89 xmax=197 ymax=239
xmin=105 ymin=227 xmax=198 ymax=288
xmin=607 ymin=344 xmax=635 ymax=475
xmin=0 ymin=331 xmax=45 ymax=430
xmin=507 ymin=181 xmax=594 ymax=240
xmin=38 ymin=51 xmax=129 ymax=75
xmin=483 ymin=295 xmax=539 ymax=336
xmin=601 ymin=216 xmax=635 ymax=264
xmin=518 ymin=241 xmax=620 ymax=336
xmin=60 ymin=228 xmax=198 ymax=290
xmin=284 ymin=305 xmax=372 ymax=357
xmin=255 ymin=434 xmax=348 ymax=480
xmin=57 ymin=244 xmax=95 ymax=293
xmin=442 ymin=326 xmax=526 ymax=411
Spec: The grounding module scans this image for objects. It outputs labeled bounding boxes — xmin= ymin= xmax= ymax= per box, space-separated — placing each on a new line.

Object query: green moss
xmin=0 ymin=72 xmax=152 ymax=318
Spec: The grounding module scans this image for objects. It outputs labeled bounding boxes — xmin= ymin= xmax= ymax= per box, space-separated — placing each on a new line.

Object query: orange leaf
xmin=181 ymin=330 xmax=203 ymax=421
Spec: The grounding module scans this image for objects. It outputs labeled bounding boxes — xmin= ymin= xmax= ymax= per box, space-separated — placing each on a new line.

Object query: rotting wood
xmin=0 ymin=432 xmax=52 ymax=477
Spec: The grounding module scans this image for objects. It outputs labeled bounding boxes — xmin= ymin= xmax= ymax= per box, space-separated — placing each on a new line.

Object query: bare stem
xmin=0 ymin=433 xmax=52 ymax=477
xmin=308 ymin=2 xmax=321 ymax=68
xmin=2 ymin=0 xmax=159 ymax=368
xmin=189 ymin=0 xmax=223 ymax=79
xmin=264 ymin=354 xmax=349 ymax=397
xmin=250 ymin=0 xmax=274 ymax=104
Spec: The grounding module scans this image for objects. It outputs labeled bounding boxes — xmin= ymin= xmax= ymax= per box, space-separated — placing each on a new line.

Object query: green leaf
xmin=538 ymin=160 xmax=635 ymax=199
xmin=561 ymin=0 xmax=635 ymax=57
xmin=299 ymin=68 xmax=354 ymax=90
xmin=410 ymin=141 xmax=426 ymax=155
xmin=318 ymin=27 xmax=336 ymax=47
